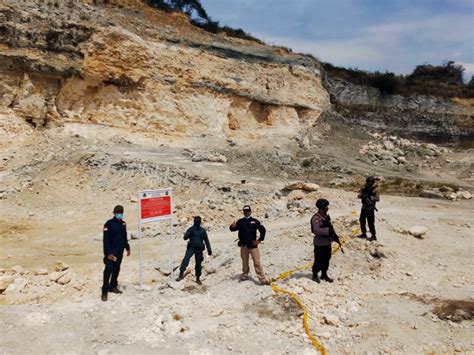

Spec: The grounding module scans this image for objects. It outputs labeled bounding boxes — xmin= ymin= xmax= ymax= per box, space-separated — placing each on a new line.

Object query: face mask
xmin=115 ymin=213 xmax=123 ymax=220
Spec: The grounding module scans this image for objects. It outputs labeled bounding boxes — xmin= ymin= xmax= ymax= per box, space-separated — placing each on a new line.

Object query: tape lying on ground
xmin=271 ymin=224 xmax=361 ymax=355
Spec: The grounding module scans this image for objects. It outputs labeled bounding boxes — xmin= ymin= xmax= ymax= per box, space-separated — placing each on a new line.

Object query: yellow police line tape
xmin=270 ymin=223 xmax=361 ymax=355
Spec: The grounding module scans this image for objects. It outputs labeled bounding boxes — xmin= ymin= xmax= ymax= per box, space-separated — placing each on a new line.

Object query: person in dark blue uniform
xmin=229 ymin=205 xmax=270 ymax=285
xmin=102 ymin=205 xmax=130 ymax=301
xmin=176 ymin=216 xmax=212 ymax=285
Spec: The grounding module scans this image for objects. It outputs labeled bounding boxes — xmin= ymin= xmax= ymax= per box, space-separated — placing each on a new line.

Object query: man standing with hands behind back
xmin=102 ymin=205 xmax=130 ymax=301
xmin=230 ymin=205 xmax=270 ymax=285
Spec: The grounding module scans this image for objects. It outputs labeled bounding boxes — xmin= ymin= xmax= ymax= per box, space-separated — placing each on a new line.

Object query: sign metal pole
xmin=138 ymin=191 xmax=143 ymax=288
xmin=169 ymin=217 xmax=174 ymax=279
xmin=169 ymin=189 xmax=174 ymax=279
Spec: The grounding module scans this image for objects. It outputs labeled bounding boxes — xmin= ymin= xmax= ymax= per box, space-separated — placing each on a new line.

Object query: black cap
xmin=366 ymin=176 xmax=376 ymax=185
xmin=242 ymin=205 xmax=251 ymax=211
xmin=315 ymin=199 xmax=330 ymax=209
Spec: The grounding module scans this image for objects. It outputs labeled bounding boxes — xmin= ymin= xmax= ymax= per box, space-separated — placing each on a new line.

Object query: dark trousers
xmin=312 ymin=245 xmax=332 ymax=276
xmin=359 ymin=208 xmax=376 ymax=237
xmin=179 ymin=247 xmax=204 ymax=278
xmin=102 ymin=253 xmax=123 ymax=293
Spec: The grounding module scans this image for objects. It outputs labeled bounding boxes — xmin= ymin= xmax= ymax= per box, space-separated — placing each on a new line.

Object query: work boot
xmin=176 ymin=273 xmax=184 ymax=282
xmin=358 ymin=233 xmax=367 ymax=239
xmin=367 ymin=236 xmax=377 ymax=241
xmin=109 ymin=287 xmax=122 ymax=294
xmin=260 ymin=280 xmax=271 ymax=286
xmin=101 ymin=292 xmax=108 ymax=301
xmin=321 ymin=273 xmax=333 ymax=283
xmin=196 ymin=278 xmax=202 ymax=285
xmin=239 ymin=275 xmax=248 ymax=282
xmin=312 ymin=274 xmax=320 ymax=283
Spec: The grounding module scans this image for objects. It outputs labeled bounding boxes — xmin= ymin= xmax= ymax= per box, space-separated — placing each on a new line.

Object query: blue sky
xmin=200 ymin=0 xmax=474 ymax=80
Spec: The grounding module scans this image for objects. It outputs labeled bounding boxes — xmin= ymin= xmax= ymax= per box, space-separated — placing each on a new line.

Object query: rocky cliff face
xmin=326 ymin=77 xmax=474 ymax=145
xmin=0 ymin=0 xmax=329 ymax=139
xmin=1 ymin=0 xmax=472 ymax=145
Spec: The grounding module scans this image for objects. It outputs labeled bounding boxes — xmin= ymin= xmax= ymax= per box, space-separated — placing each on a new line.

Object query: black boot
xmin=321 ymin=273 xmax=333 ymax=283
xmin=109 ymin=287 xmax=122 ymax=294
xmin=358 ymin=233 xmax=367 ymax=239
xmin=176 ymin=272 xmax=184 ymax=282
xmin=196 ymin=277 xmax=202 ymax=285
xmin=312 ymin=274 xmax=320 ymax=283
xmin=367 ymin=236 xmax=377 ymax=241
xmin=101 ymin=292 xmax=108 ymax=301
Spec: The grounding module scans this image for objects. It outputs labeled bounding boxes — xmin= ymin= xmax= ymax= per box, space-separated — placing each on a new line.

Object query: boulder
xmin=447 ymin=192 xmax=458 ymax=201
xmin=408 ymin=226 xmax=428 ymax=238
xmin=5 ymin=277 xmax=28 ymax=294
xmin=54 ymin=261 xmax=69 ymax=272
xmin=439 ymin=186 xmax=454 ymax=193
xmin=34 ymin=268 xmax=48 ymax=276
xmin=369 ymin=246 xmax=388 ymax=258
xmin=296 ymin=200 xmax=310 ymax=211
xmin=419 ymin=190 xmax=444 ymax=199
xmin=11 ymin=265 xmax=24 ymax=274
xmin=323 ymin=314 xmax=340 ymax=326
xmin=57 ymin=273 xmax=72 ymax=285
xmin=383 ymin=140 xmax=395 ymax=151
xmin=207 ymin=153 xmax=227 ymax=163
xmin=0 ymin=275 xmax=15 ymax=293
xmin=283 ymin=182 xmax=304 ymax=191
xmin=191 ymin=152 xmax=227 ymax=163
xmin=301 ymin=183 xmax=319 ymax=192
xmin=49 ymin=271 xmax=64 ymax=282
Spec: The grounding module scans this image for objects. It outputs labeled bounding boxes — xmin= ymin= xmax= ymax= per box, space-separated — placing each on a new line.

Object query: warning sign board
xmin=139 ymin=189 xmax=172 ymax=223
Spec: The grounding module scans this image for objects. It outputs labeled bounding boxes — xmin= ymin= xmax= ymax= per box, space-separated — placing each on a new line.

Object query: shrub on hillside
xmin=323 ymin=62 xmax=473 ymax=98
xmin=145 ymin=0 xmax=263 ymax=43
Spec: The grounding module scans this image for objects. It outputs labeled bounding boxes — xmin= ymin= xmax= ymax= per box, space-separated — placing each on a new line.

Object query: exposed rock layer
xmin=326 ymin=77 xmax=474 ymax=144
xmin=0 ymin=0 xmax=329 ymax=137
xmin=1 ymin=0 xmax=473 ymax=144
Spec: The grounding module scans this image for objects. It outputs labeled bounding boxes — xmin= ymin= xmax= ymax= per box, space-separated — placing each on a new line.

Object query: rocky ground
xmin=1 ymin=1 xmax=473 ymax=354
xmin=1 ymin=114 xmax=473 ymax=354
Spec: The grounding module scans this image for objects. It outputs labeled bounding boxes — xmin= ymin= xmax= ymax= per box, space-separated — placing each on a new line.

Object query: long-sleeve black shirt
xmin=184 ymin=225 xmax=212 ymax=254
xmin=103 ymin=217 xmax=130 ymax=256
xmin=229 ymin=217 xmax=266 ymax=249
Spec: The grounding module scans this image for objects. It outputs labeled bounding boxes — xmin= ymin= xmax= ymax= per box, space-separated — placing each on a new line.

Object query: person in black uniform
xmin=229 ymin=205 xmax=270 ymax=285
xmin=358 ymin=176 xmax=380 ymax=241
xmin=176 ymin=216 xmax=212 ymax=285
xmin=102 ymin=205 xmax=130 ymax=301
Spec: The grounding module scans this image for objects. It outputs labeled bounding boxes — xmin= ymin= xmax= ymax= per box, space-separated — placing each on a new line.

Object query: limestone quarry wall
xmin=0 ymin=0 xmax=330 ymax=138
xmin=1 ymin=0 xmax=472 ymax=144
xmin=326 ymin=77 xmax=474 ymax=144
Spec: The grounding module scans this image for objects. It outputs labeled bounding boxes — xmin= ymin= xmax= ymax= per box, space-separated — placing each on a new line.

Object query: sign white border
xmin=138 ymin=188 xmax=173 ymax=223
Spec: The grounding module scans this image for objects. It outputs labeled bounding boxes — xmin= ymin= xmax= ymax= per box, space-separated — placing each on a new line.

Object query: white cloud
xmin=456 ymin=61 xmax=474 ymax=81
xmin=255 ymin=13 xmax=474 ymax=75
xmin=203 ymin=0 xmax=473 ymax=75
